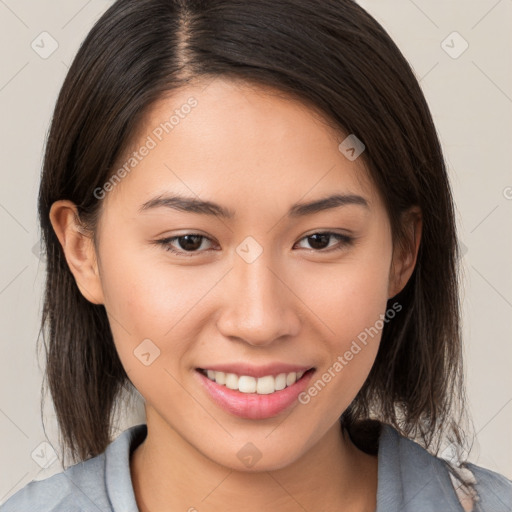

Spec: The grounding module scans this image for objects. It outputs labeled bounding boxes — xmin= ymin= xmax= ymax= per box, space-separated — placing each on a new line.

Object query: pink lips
xmin=195 ymin=366 xmax=315 ymax=420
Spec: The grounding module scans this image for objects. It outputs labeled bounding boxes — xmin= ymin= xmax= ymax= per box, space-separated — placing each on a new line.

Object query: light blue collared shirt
xmin=1 ymin=423 xmax=511 ymax=511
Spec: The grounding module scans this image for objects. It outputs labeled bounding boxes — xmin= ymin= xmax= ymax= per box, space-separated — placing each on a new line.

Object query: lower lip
xmin=195 ymin=369 xmax=315 ymax=420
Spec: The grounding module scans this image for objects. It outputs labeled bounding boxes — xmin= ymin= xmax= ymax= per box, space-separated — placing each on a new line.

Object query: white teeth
xmin=225 ymin=373 xmax=238 ymax=390
xmin=215 ymin=371 xmax=226 ymax=385
xmin=238 ymin=376 xmax=256 ymax=393
xmin=286 ymin=372 xmax=297 ymax=386
xmin=256 ymin=375 xmax=274 ymax=395
xmin=275 ymin=373 xmax=287 ymax=391
xmin=202 ymin=369 xmax=308 ymax=394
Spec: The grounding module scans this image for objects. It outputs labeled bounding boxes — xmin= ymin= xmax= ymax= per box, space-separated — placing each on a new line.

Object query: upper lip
xmin=197 ymin=363 xmax=315 ymax=378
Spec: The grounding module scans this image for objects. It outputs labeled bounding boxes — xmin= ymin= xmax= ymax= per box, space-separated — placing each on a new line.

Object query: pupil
xmin=308 ymin=234 xmax=329 ymax=250
xmin=180 ymin=235 xmax=202 ymax=251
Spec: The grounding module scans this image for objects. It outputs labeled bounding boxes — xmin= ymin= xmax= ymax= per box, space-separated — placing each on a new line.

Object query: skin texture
xmin=50 ymin=77 xmax=422 ymax=512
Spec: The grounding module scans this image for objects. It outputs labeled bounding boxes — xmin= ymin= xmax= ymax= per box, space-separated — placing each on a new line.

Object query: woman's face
xmin=67 ymin=78 xmax=413 ymax=470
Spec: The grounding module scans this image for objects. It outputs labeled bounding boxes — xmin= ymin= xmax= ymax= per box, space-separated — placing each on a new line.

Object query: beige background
xmin=1 ymin=0 xmax=511 ymax=503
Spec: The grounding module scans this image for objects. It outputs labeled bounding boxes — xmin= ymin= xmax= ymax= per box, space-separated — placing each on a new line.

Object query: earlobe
xmin=388 ymin=207 xmax=422 ymax=299
xmin=49 ymin=200 xmax=105 ymax=305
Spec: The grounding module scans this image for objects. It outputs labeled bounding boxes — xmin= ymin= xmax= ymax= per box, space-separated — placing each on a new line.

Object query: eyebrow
xmin=139 ymin=193 xmax=369 ymax=219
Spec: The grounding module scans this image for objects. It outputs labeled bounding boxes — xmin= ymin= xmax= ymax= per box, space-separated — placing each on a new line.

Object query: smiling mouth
xmin=196 ymin=368 xmax=315 ymax=395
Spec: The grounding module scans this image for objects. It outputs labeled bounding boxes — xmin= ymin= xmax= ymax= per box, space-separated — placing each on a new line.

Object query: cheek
xmin=296 ymin=248 xmax=392 ymax=344
xmin=293 ymin=242 xmax=392 ymax=406
xmin=97 ymin=235 xmax=228 ymax=380
xmin=98 ymin=230 xmax=209 ymax=329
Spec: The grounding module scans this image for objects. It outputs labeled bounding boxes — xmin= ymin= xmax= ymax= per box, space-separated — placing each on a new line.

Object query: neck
xmin=130 ymin=406 xmax=378 ymax=512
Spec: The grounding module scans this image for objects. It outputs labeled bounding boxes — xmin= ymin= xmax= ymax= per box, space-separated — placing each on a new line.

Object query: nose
xmin=216 ymin=251 xmax=302 ymax=347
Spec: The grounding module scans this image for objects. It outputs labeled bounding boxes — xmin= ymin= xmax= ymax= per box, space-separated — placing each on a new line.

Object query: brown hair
xmin=38 ymin=0 xmax=471 ymax=483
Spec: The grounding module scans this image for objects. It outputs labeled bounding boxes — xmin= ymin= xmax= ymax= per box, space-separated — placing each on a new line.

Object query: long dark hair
xmin=38 ymin=0 xmax=471 ymax=482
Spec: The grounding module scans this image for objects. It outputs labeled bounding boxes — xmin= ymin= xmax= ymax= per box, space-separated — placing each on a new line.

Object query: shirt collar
xmin=376 ymin=423 xmax=464 ymax=511
xmin=105 ymin=423 xmax=147 ymax=512
xmin=104 ymin=422 xmax=464 ymax=512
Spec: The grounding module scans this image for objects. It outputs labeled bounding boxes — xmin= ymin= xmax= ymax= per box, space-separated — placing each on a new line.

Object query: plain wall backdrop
xmin=1 ymin=0 xmax=511 ymax=503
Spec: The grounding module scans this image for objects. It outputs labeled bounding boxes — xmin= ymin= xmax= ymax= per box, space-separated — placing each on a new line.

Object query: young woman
xmin=2 ymin=0 xmax=510 ymax=511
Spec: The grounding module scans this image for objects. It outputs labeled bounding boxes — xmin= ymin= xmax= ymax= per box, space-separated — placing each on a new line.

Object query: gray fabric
xmin=1 ymin=423 xmax=510 ymax=511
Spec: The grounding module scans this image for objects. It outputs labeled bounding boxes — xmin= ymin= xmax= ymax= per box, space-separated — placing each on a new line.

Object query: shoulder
xmin=0 ymin=424 xmax=146 ymax=512
xmin=376 ymin=423 xmax=512 ymax=511
xmin=0 ymin=453 xmax=109 ymax=512
xmin=465 ymin=461 xmax=512 ymax=511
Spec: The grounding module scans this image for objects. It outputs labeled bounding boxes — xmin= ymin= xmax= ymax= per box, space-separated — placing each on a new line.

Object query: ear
xmin=49 ymin=200 xmax=105 ymax=305
xmin=388 ymin=206 xmax=422 ymax=299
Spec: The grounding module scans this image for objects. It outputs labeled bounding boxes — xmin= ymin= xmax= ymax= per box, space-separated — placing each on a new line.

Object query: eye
xmin=155 ymin=231 xmax=353 ymax=257
xmin=293 ymin=232 xmax=354 ymax=252
xmin=155 ymin=234 xmax=216 ymax=256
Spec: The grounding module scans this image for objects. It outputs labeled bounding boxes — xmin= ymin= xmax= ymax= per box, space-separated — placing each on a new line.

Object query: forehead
xmin=103 ymin=77 xmax=378 ymax=216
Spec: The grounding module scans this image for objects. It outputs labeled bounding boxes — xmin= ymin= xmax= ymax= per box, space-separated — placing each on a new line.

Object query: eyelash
xmin=155 ymin=231 xmax=354 ymax=257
